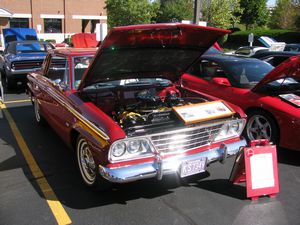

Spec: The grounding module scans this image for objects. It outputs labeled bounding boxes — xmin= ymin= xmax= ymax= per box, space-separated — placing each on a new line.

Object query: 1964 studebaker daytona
xmin=27 ymin=23 xmax=247 ymax=190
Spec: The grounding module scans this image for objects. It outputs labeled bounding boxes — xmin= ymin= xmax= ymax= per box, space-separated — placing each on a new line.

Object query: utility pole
xmin=63 ymin=0 xmax=66 ymax=39
xmin=30 ymin=0 xmax=33 ymax=28
xmin=193 ymin=0 xmax=201 ymax=25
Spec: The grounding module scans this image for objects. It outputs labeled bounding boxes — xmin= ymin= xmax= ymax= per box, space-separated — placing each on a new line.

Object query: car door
xmin=182 ymin=59 xmax=234 ymax=101
xmin=42 ymin=54 xmax=74 ymax=141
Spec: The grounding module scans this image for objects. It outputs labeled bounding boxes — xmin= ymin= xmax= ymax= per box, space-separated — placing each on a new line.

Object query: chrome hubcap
xmin=34 ymin=99 xmax=41 ymax=122
xmin=78 ymin=139 xmax=96 ymax=184
xmin=247 ymin=115 xmax=272 ymax=140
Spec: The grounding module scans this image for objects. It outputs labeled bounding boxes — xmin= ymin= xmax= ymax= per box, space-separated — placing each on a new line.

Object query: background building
xmin=0 ymin=0 xmax=107 ymax=46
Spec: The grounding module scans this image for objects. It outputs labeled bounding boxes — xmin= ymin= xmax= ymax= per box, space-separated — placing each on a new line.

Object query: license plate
xmin=179 ymin=158 xmax=207 ymax=178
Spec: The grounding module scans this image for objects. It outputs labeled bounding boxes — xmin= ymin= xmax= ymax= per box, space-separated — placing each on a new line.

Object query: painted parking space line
xmin=0 ymin=102 xmax=72 ymax=225
xmin=4 ymin=99 xmax=31 ymax=104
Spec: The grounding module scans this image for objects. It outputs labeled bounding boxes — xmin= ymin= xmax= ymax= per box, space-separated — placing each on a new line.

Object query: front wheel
xmin=246 ymin=110 xmax=279 ymax=144
xmin=76 ymin=135 xmax=111 ymax=191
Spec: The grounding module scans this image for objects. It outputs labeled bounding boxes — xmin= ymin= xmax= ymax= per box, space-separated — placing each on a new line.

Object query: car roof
xmin=253 ymin=51 xmax=300 ymax=58
xmin=48 ymin=48 xmax=97 ymax=56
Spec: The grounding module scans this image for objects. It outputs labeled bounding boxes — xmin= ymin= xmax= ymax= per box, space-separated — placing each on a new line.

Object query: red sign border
xmin=244 ymin=144 xmax=280 ymax=199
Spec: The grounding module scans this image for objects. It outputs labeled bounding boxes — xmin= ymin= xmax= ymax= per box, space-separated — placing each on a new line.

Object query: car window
xmin=188 ymin=60 xmax=225 ymax=80
xmin=15 ymin=42 xmax=52 ymax=53
xmin=6 ymin=44 xmax=15 ymax=54
xmin=45 ymin=56 xmax=69 ymax=86
xmin=235 ymin=48 xmax=250 ymax=55
xmin=261 ymin=56 xmax=290 ymax=67
xmin=73 ymin=56 xmax=93 ymax=89
xmin=225 ymin=60 xmax=274 ymax=87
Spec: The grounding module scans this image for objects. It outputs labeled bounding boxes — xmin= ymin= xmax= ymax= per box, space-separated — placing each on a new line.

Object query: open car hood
xmin=79 ymin=23 xmax=230 ymax=90
xmin=3 ymin=28 xmax=38 ymax=48
xmin=252 ymin=55 xmax=300 ymax=91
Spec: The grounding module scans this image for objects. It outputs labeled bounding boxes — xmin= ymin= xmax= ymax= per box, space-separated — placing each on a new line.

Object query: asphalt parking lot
xmin=1 ymin=87 xmax=300 ymax=225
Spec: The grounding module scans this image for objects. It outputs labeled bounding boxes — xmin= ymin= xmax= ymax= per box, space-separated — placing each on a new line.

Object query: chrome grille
xmin=150 ymin=123 xmax=224 ymax=154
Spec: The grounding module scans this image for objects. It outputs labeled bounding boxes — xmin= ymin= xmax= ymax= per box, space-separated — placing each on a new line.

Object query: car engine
xmin=114 ymin=87 xmax=207 ymax=136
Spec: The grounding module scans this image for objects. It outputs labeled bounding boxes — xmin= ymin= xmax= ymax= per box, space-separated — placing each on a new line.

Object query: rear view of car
xmin=1 ymin=41 xmax=54 ymax=89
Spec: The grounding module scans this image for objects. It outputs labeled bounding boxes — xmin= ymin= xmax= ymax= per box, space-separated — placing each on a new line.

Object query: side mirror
xmin=212 ymin=77 xmax=231 ymax=87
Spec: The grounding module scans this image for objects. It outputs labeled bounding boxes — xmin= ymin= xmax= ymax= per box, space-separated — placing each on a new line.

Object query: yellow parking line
xmin=0 ymin=103 xmax=72 ymax=225
xmin=4 ymin=99 xmax=31 ymax=104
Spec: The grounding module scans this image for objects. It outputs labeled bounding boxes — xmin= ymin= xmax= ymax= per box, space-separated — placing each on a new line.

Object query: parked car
xmin=27 ymin=24 xmax=247 ymax=190
xmin=0 ymin=40 xmax=54 ymax=89
xmin=226 ymin=46 xmax=269 ymax=57
xmin=252 ymin=50 xmax=300 ymax=67
xmin=182 ymin=54 xmax=300 ymax=151
xmin=284 ymin=43 xmax=300 ymax=52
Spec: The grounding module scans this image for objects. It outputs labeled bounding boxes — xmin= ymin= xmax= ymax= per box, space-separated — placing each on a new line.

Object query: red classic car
xmin=183 ymin=54 xmax=300 ymax=151
xmin=27 ymin=24 xmax=247 ymax=190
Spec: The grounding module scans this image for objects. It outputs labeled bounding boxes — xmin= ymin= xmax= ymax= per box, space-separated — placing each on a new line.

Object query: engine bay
xmin=80 ymin=78 xmax=209 ymax=136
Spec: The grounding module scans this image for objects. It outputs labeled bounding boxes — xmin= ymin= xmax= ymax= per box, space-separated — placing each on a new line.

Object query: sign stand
xmin=230 ymin=139 xmax=280 ymax=201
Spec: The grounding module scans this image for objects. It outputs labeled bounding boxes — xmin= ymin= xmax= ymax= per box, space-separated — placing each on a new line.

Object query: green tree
xmin=240 ymin=0 xmax=269 ymax=29
xmin=269 ymin=0 xmax=298 ymax=29
xmin=156 ymin=0 xmax=193 ymax=23
xmin=201 ymin=0 xmax=243 ymax=29
xmin=105 ymin=0 xmax=159 ymax=27
xmin=269 ymin=0 xmax=300 ymax=29
xmin=295 ymin=14 xmax=300 ymax=29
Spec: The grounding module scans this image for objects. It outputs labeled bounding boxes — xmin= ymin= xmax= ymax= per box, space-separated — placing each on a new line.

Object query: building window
xmin=10 ymin=18 xmax=29 ymax=28
xmin=44 ymin=18 xmax=62 ymax=33
xmin=81 ymin=19 xmax=99 ymax=33
xmin=90 ymin=20 xmax=98 ymax=33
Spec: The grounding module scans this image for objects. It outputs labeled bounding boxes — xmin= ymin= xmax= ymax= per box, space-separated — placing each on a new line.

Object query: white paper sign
xmin=173 ymin=101 xmax=233 ymax=124
xmin=250 ymin=153 xmax=275 ymax=189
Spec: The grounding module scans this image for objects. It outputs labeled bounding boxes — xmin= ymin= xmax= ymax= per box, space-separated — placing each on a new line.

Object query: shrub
xmin=45 ymin=39 xmax=56 ymax=43
xmin=227 ymin=29 xmax=300 ymax=45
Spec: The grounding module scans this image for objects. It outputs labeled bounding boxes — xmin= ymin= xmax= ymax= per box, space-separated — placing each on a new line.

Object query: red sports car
xmin=182 ymin=54 xmax=300 ymax=151
xmin=27 ymin=24 xmax=247 ymax=190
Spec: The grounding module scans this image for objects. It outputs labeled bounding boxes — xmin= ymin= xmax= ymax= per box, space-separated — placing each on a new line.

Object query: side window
xmin=6 ymin=44 xmax=15 ymax=54
xmin=188 ymin=60 xmax=225 ymax=80
xmin=45 ymin=56 xmax=69 ymax=86
xmin=73 ymin=56 xmax=93 ymax=89
xmin=235 ymin=48 xmax=250 ymax=56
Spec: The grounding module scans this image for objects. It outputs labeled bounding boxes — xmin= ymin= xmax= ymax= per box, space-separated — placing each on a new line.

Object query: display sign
xmin=230 ymin=139 xmax=280 ymax=200
xmin=173 ymin=101 xmax=234 ymax=125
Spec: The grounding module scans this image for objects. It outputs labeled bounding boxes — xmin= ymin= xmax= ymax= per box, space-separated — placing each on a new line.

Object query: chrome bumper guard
xmin=99 ymin=139 xmax=246 ymax=183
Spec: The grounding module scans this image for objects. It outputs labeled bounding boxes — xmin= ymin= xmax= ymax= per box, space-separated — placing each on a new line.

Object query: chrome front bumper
xmin=6 ymin=68 xmax=40 ymax=76
xmin=99 ymin=139 xmax=246 ymax=183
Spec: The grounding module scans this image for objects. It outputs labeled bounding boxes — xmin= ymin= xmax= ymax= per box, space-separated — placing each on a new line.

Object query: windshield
xmin=261 ymin=77 xmax=300 ymax=94
xmin=15 ymin=42 xmax=53 ymax=53
xmin=224 ymin=60 xmax=274 ymax=88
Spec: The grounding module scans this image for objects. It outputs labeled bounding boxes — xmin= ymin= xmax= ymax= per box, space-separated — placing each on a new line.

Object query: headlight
xmin=109 ymin=138 xmax=154 ymax=162
xmin=213 ymin=119 xmax=246 ymax=142
xmin=111 ymin=142 xmax=126 ymax=157
xmin=127 ymin=140 xmax=141 ymax=153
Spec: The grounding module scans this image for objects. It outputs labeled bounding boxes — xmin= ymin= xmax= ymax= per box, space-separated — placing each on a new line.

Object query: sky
xmin=267 ymin=0 xmax=276 ymax=7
